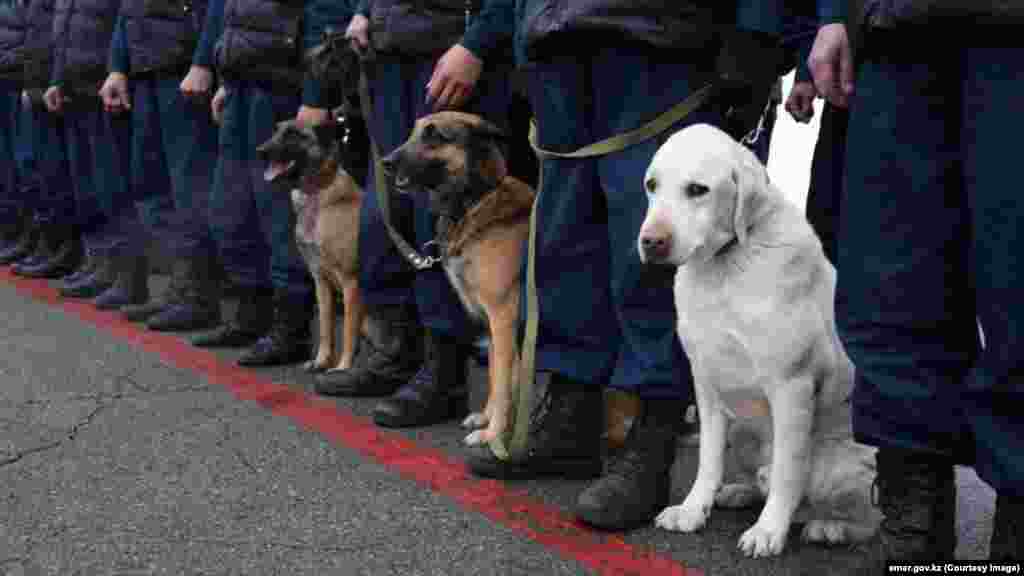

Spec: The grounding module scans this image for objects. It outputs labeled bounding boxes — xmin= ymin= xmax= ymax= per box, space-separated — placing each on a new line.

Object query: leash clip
xmin=741 ymin=99 xmax=774 ymax=148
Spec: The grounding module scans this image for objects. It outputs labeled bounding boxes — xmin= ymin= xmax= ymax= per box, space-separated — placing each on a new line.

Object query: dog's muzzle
xmin=639 ymin=234 xmax=671 ymax=264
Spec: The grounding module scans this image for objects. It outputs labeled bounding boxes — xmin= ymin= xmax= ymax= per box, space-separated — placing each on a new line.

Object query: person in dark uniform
xmin=0 ymin=0 xmax=25 ymax=261
xmin=314 ymin=0 xmax=519 ymax=431
xmin=810 ymin=0 xmax=1024 ymax=562
xmin=44 ymin=0 xmax=143 ymax=309
xmin=99 ymin=0 xmax=223 ymax=331
xmin=188 ymin=0 xmax=351 ymax=366
xmin=465 ymin=1 xmax=788 ymax=532
xmin=0 ymin=0 xmax=77 ymax=275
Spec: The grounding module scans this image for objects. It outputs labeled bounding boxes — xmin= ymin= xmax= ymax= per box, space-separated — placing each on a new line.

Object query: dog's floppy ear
xmin=312 ymin=121 xmax=337 ymax=149
xmin=730 ymin=145 xmax=770 ymax=244
xmin=471 ymin=119 xmax=506 ymax=143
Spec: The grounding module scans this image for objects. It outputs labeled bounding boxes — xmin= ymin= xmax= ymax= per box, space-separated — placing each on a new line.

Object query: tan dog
xmin=381 ymin=111 xmax=535 ymax=446
xmin=257 ymin=119 xmax=366 ymax=375
xmin=638 ymin=124 xmax=878 ymax=557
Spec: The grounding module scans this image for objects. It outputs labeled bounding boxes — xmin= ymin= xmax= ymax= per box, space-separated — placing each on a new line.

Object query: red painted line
xmin=2 ymin=269 xmax=702 ymax=576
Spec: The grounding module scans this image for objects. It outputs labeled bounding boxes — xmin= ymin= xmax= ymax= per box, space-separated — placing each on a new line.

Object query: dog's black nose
xmin=641 ymin=235 xmax=669 ymax=261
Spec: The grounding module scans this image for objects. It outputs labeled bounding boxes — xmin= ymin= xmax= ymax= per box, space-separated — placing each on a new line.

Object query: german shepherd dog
xmin=381 ymin=112 xmax=535 ymax=446
xmin=257 ymin=118 xmax=366 ymax=375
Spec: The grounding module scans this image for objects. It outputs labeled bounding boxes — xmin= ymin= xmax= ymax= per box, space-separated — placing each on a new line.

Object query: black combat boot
xmin=145 ymin=252 xmax=221 ymax=331
xmin=94 ymin=248 xmax=149 ymax=310
xmin=373 ymin=329 xmax=470 ymax=428
xmin=16 ymin=223 xmax=81 ymax=279
xmin=574 ymin=397 xmax=686 ymax=531
xmin=0 ymin=214 xmax=38 ymax=266
xmin=191 ymin=286 xmax=273 ymax=348
xmin=873 ymin=447 xmax=957 ymax=562
xmin=990 ymin=494 xmax=1023 ymax=561
xmin=236 ymin=289 xmax=314 ymax=366
xmin=315 ymin=304 xmax=422 ymax=397
xmin=122 ymin=257 xmax=189 ymax=322
xmin=60 ymin=248 xmax=116 ymax=299
xmin=466 ymin=373 xmax=604 ymax=480
xmin=0 ymin=210 xmax=28 ymax=256
xmin=11 ymin=220 xmax=59 ymax=276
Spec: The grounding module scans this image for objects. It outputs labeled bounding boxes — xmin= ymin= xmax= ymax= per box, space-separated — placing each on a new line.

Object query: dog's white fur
xmin=637 ymin=124 xmax=878 ymax=557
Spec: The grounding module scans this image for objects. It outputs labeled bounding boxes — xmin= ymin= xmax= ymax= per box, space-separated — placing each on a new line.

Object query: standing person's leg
xmin=1 ymin=93 xmax=42 ymax=265
xmin=89 ymin=98 xmax=147 ymax=310
xmin=235 ymin=83 xmax=313 ymax=367
xmin=837 ymin=37 xmax=976 ymax=562
xmin=372 ymin=60 xmax=512 ymax=428
xmin=805 ymin=102 xmax=848 ymax=265
xmin=13 ymin=95 xmax=81 ymax=278
xmin=194 ymin=81 xmax=275 ymax=349
xmin=467 ymin=53 xmax=613 ymax=481
xmin=0 ymin=89 xmax=28 ymax=256
xmin=59 ymin=103 xmax=116 ymax=297
xmin=128 ymin=75 xmax=222 ymax=331
xmin=961 ymin=46 xmax=1024 ymax=562
xmin=315 ymin=57 xmax=424 ymax=396
xmin=574 ymin=46 xmax=716 ymax=531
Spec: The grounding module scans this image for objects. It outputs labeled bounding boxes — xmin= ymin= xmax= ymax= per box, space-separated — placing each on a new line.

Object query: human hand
xmin=345 ymin=14 xmax=370 ymax=56
xmin=807 ymin=23 xmax=854 ymax=108
xmin=99 ymin=72 xmax=131 ymax=114
xmin=180 ymin=65 xmax=214 ymax=102
xmin=426 ymin=44 xmax=482 ymax=111
xmin=211 ymin=85 xmax=227 ymax=124
xmin=784 ymin=80 xmax=817 ymax=123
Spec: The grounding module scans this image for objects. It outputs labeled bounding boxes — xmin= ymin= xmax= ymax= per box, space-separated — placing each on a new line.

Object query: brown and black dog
xmin=381 ymin=112 xmax=534 ymax=446
xmin=257 ymin=118 xmax=366 ymax=375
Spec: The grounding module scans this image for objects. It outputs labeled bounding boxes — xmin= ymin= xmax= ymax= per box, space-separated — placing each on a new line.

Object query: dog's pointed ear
xmin=731 ymin=147 xmax=770 ymax=244
xmin=312 ymin=121 xmax=337 ymax=149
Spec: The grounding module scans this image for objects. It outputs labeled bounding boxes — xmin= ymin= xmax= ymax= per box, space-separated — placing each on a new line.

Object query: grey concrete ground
xmin=0 ymin=274 xmax=998 ymax=576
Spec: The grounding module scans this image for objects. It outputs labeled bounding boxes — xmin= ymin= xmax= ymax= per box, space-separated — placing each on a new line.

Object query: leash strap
xmin=358 ymin=68 xmax=440 ymax=270
xmin=489 ymin=83 xmax=714 ymax=461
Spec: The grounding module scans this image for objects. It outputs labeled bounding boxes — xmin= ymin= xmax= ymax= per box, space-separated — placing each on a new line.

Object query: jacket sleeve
xmin=460 ymin=0 xmax=513 ymax=63
xmin=191 ymin=0 xmax=223 ymax=68
xmin=301 ymin=0 xmax=354 ymax=108
xmin=817 ymin=0 xmax=847 ymax=25
xmin=49 ymin=11 xmax=64 ymax=85
xmin=795 ymin=34 xmax=814 ymax=83
xmin=354 ymin=0 xmax=367 ymax=17
xmin=109 ymin=12 xmax=129 ymax=74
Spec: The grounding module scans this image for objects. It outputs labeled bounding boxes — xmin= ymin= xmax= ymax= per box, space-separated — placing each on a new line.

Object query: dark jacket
xmin=201 ymin=0 xmax=349 ymax=106
xmin=355 ymin=0 xmax=513 ymax=63
xmin=0 ymin=0 xmax=29 ymax=83
xmin=51 ymin=0 xmax=120 ymax=92
xmin=109 ymin=0 xmax=206 ymax=75
xmin=862 ymin=0 xmax=1024 ymax=29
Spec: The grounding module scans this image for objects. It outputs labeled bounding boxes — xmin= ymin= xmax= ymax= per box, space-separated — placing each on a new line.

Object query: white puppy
xmin=637 ymin=124 xmax=878 ymax=557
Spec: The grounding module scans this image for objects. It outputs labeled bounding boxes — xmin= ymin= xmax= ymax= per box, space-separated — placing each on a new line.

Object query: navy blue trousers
xmin=524 ymin=46 xmax=721 ymax=399
xmin=130 ymin=74 xmax=218 ymax=260
xmin=62 ymin=98 xmax=135 ymax=248
xmin=806 ymin=103 xmax=847 ymax=265
xmin=18 ymin=101 xmax=74 ymax=225
xmin=0 ymin=88 xmax=20 ymax=226
xmin=359 ymin=55 xmax=512 ymax=338
xmin=840 ymin=42 xmax=1024 ymax=495
xmin=209 ymin=81 xmax=311 ymax=300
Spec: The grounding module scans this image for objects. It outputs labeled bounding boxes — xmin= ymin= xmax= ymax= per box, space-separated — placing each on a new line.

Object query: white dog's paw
xmin=801 ymin=519 xmax=850 ymax=545
xmin=715 ymin=484 xmax=763 ymax=509
xmin=738 ymin=520 xmax=789 ymax=557
xmin=655 ymin=500 xmax=712 ymax=533
xmin=461 ymin=412 xmax=488 ymax=430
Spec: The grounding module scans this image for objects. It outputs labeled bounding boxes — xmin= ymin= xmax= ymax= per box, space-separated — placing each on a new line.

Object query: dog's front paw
xmin=462 ymin=412 xmax=489 ymax=430
xmin=738 ymin=520 xmax=789 ymax=557
xmin=655 ymin=500 xmax=712 ymax=533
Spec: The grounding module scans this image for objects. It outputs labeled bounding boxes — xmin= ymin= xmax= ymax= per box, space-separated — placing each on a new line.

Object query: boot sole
xmin=373 ymin=394 xmax=468 ymax=429
xmin=468 ymin=454 xmax=603 ymax=481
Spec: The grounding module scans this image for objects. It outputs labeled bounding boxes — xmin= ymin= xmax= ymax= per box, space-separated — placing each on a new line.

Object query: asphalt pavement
xmin=0 ymin=270 xmax=997 ymax=576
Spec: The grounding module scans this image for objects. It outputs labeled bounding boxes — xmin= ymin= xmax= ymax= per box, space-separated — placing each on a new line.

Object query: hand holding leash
xmin=808 ymin=23 xmax=854 ymax=109
xmin=43 ymin=85 xmax=70 ymax=114
xmin=785 ymin=80 xmax=817 ymax=124
xmin=345 ymin=14 xmax=369 ymax=57
xmin=426 ymin=44 xmax=482 ymax=112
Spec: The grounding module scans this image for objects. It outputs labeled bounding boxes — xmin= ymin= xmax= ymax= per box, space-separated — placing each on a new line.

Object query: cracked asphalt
xmin=0 ymin=274 xmax=998 ymax=576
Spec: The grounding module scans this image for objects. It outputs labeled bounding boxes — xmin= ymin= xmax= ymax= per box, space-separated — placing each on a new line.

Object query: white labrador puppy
xmin=637 ymin=124 xmax=878 ymax=557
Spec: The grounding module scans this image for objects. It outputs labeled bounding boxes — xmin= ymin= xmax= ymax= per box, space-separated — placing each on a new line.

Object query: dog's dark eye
xmin=645 ymin=178 xmax=658 ymax=194
xmin=685 ymin=182 xmax=710 ymax=199
xmin=422 ymin=123 xmax=449 ymax=143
